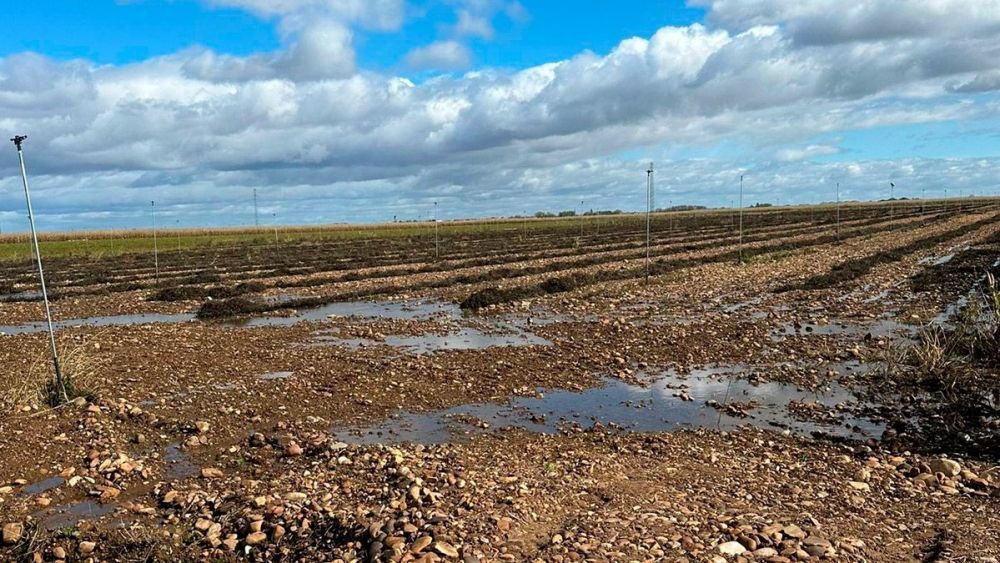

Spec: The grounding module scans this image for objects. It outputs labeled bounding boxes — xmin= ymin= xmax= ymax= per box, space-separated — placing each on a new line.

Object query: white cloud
xmin=206 ymin=0 xmax=405 ymax=30
xmin=1 ymin=0 xmax=999 ymax=230
xmin=775 ymin=144 xmax=840 ymax=162
xmin=405 ymin=40 xmax=472 ymax=70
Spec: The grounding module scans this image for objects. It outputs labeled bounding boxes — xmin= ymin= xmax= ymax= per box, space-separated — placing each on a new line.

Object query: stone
xmin=929 ymin=458 xmax=961 ymax=477
xmin=753 ymin=547 xmax=778 ymax=558
xmin=412 ymin=536 xmax=433 ymax=553
xmin=79 ymin=541 xmax=96 ymax=554
xmin=200 ymin=467 xmax=223 ymax=479
xmin=3 ymin=523 xmax=23 ymax=545
xmin=285 ymin=442 xmax=303 ymax=457
xmin=783 ymin=524 xmax=807 ymax=539
xmin=195 ymin=421 xmax=210 ymax=433
xmin=717 ymin=541 xmax=747 ymax=556
xmin=433 ymin=541 xmax=460 ymax=558
xmin=52 ymin=546 xmax=67 ymax=559
xmin=848 ymin=481 xmax=870 ymax=492
xmin=245 ymin=532 xmax=267 ymax=546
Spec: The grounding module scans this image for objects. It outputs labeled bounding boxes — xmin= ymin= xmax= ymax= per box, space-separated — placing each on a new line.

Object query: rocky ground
xmin=0 ymin=205 xmax=998 ymax=562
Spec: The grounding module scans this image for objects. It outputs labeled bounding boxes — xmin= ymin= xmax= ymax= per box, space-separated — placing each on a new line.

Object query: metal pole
xmin=738 ymin=175 xmax=744 ymax=263
xmin=579 ymin=199 xmax=585 ymax=238
xmin=434 ymin=201 xmax=439 ymax=260
xmin=253 ymin=188 xmax=259 ymax=229
xmin=11 ymin=136 xmax=65 ymax=402
xmin=836 ymin=182 xmax=841 ymax=240
xmin=151 ymin=201 xmax=159 ymax=283
xmin=272 ymin=213 xmax=278 ymax=247
xmin=889 ymin=182 xmax=895 ymax=217
xmin=646 ymin=163 xmax=653 ymax=280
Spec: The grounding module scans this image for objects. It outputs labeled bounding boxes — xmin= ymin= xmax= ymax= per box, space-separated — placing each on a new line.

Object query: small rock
xmin=929 ymin=458 xmax=961 ymax=477
xmin=718 ymin=541 xmax=746 ymax=556
xmin=433 ymin=541 xmax=460 ymax=558
xmin=52 ymin=546 xmax=67 ymax=559
xmin=3 ymin=523 xmax=23 ymax=545
xmin=200 ymin=468 xmax=224 ymax=479
xmin=78 ymin=541 xmax=96 ymax=554
xmin=411 ymin=536 xmax=433 ymax=553
xmin=245 ymin=532 xmax=267 ymax=546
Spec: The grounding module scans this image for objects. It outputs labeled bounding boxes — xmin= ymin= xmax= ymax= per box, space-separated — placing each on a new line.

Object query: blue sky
xmin=0 ymin=0 xmax=998 ymax=231
xmin=2 ymin=1 xmax=705 ymax=69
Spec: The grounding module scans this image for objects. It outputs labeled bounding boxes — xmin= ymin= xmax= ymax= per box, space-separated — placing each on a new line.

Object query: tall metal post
xmin=738 ymin=175 xmax=744 ymax=263
xmin=646 ymin=163 xmax=653 ymax=280
xmin=889 ymin=182 xmax=895 ymax=217
xmin=579 ymin=199 xmax=585 ymax=237
xmin=151 ymin=201 xmax=159 ymax=283
xmin=836 ymin=182 xmax=841 ymax=240
xmin=434 ymin=201 xmax=439 ymax=260
xmin=253 ymin=188 xmax=260 ymax=229
xmin=11 ymin=136 xmax=65 ymax=402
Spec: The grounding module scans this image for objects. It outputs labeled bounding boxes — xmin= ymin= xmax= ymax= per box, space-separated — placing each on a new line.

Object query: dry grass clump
xmin=1 ymin=336 xmax=104 ymax=411
xmin=875 ymin=271 xmax=1000 ymax=456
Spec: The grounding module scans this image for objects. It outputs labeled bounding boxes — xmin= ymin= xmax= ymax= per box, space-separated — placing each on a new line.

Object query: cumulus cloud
xmin=775 ymin=144 xmax=840 ymax=162
xmin=206 ymin=0 xmax=406 ymax=31
xmin=694 ymin=0 xmax=1000 ymax=45
xmin=182 ymin=20 xmax=355 ymax=82
xmin=948 ymin=70 xmax=1000 ymax=93
xmin=404 ymin=40 xmax=472 ymax=71
xmin=1 ymin=0 xmax=998 ymax=230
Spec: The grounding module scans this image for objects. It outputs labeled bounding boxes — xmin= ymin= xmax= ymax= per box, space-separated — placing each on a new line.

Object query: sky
xmin=0 ymin=0 xmax=999 ymax=232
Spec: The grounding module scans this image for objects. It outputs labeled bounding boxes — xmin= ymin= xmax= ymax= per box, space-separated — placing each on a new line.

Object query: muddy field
xmin=0 ymin=200 xmax=998 ymax=562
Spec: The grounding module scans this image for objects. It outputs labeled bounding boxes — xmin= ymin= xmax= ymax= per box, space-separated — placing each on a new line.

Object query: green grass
xmin=0 ymin=198 xmax=993 ymax=263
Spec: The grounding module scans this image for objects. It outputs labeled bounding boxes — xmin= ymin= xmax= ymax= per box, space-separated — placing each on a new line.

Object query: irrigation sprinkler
xmin=889 ymin=182 xmax=895 ymax=217
xmin=272 ymin=213 xmax=279 ymax=247
xmin=738 ymin=175 xmax=744 ymax=264
xmin=645 ymin=162 xmax=654 ymax=280
xmin=434 ymin=201 xmax=439 ymax=260
xmin=579 ymin=199 xmax=585 ymax=238
xmin=151 ymin=201 xmax=159 ymax=283
xmin=11 ymin=135 xmax=66 ymax=402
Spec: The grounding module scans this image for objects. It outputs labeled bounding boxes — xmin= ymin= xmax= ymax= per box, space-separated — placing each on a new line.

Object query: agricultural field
xmin=0 ymin=199 xmax=998 ymax=562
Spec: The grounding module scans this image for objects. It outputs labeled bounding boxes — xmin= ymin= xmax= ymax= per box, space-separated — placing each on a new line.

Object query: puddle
xmin=165 ymin=443 xmax=198 ymax=481
xmin=36 ymin=500 xmax=116 ymax=531
xmin=316 ymin=326 xmax=550 ymax=355
xmin=0 ymin=313 xmax=195 ymax=335
xmin=331 ymin=365 xmax=883 ymax=445
xmin=771 ymin=316 xmax=916 ymax=342
xmin=231 ymin=299 xmax=459 ymax=328
xmin=21 ymin=476 xmax=65 ymax=496
xmin=0 ymin=300 xmax=454 ymax=335
xmin=258 ymin=371 xmax=294 ymax=380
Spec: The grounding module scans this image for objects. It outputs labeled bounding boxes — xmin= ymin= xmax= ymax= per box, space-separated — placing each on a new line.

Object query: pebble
xmin=717 ymin=541 xmax=746 ymax=556
xmin=3 ymin=523 xmax=23 ymax=545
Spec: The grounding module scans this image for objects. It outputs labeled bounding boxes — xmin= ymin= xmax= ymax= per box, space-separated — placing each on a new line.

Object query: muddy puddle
xmin=331 ymin=364 xmax=883 ymax=445
xmin=770 ymin=315 xmax=917 ymax=342
xmin=0 ymin=312 xmax=195 ymax=335
xmin=0 ymin=300 xmax=557 ymax=354
xmin=37 ymin=500 xmax=116 ymax=531
xmin=311 ymin=324 xmax=550 ymax=355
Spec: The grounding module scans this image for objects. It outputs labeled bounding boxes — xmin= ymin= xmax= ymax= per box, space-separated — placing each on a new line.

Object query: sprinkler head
xmin=11 ymin=135 xmax=27 ymax=149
